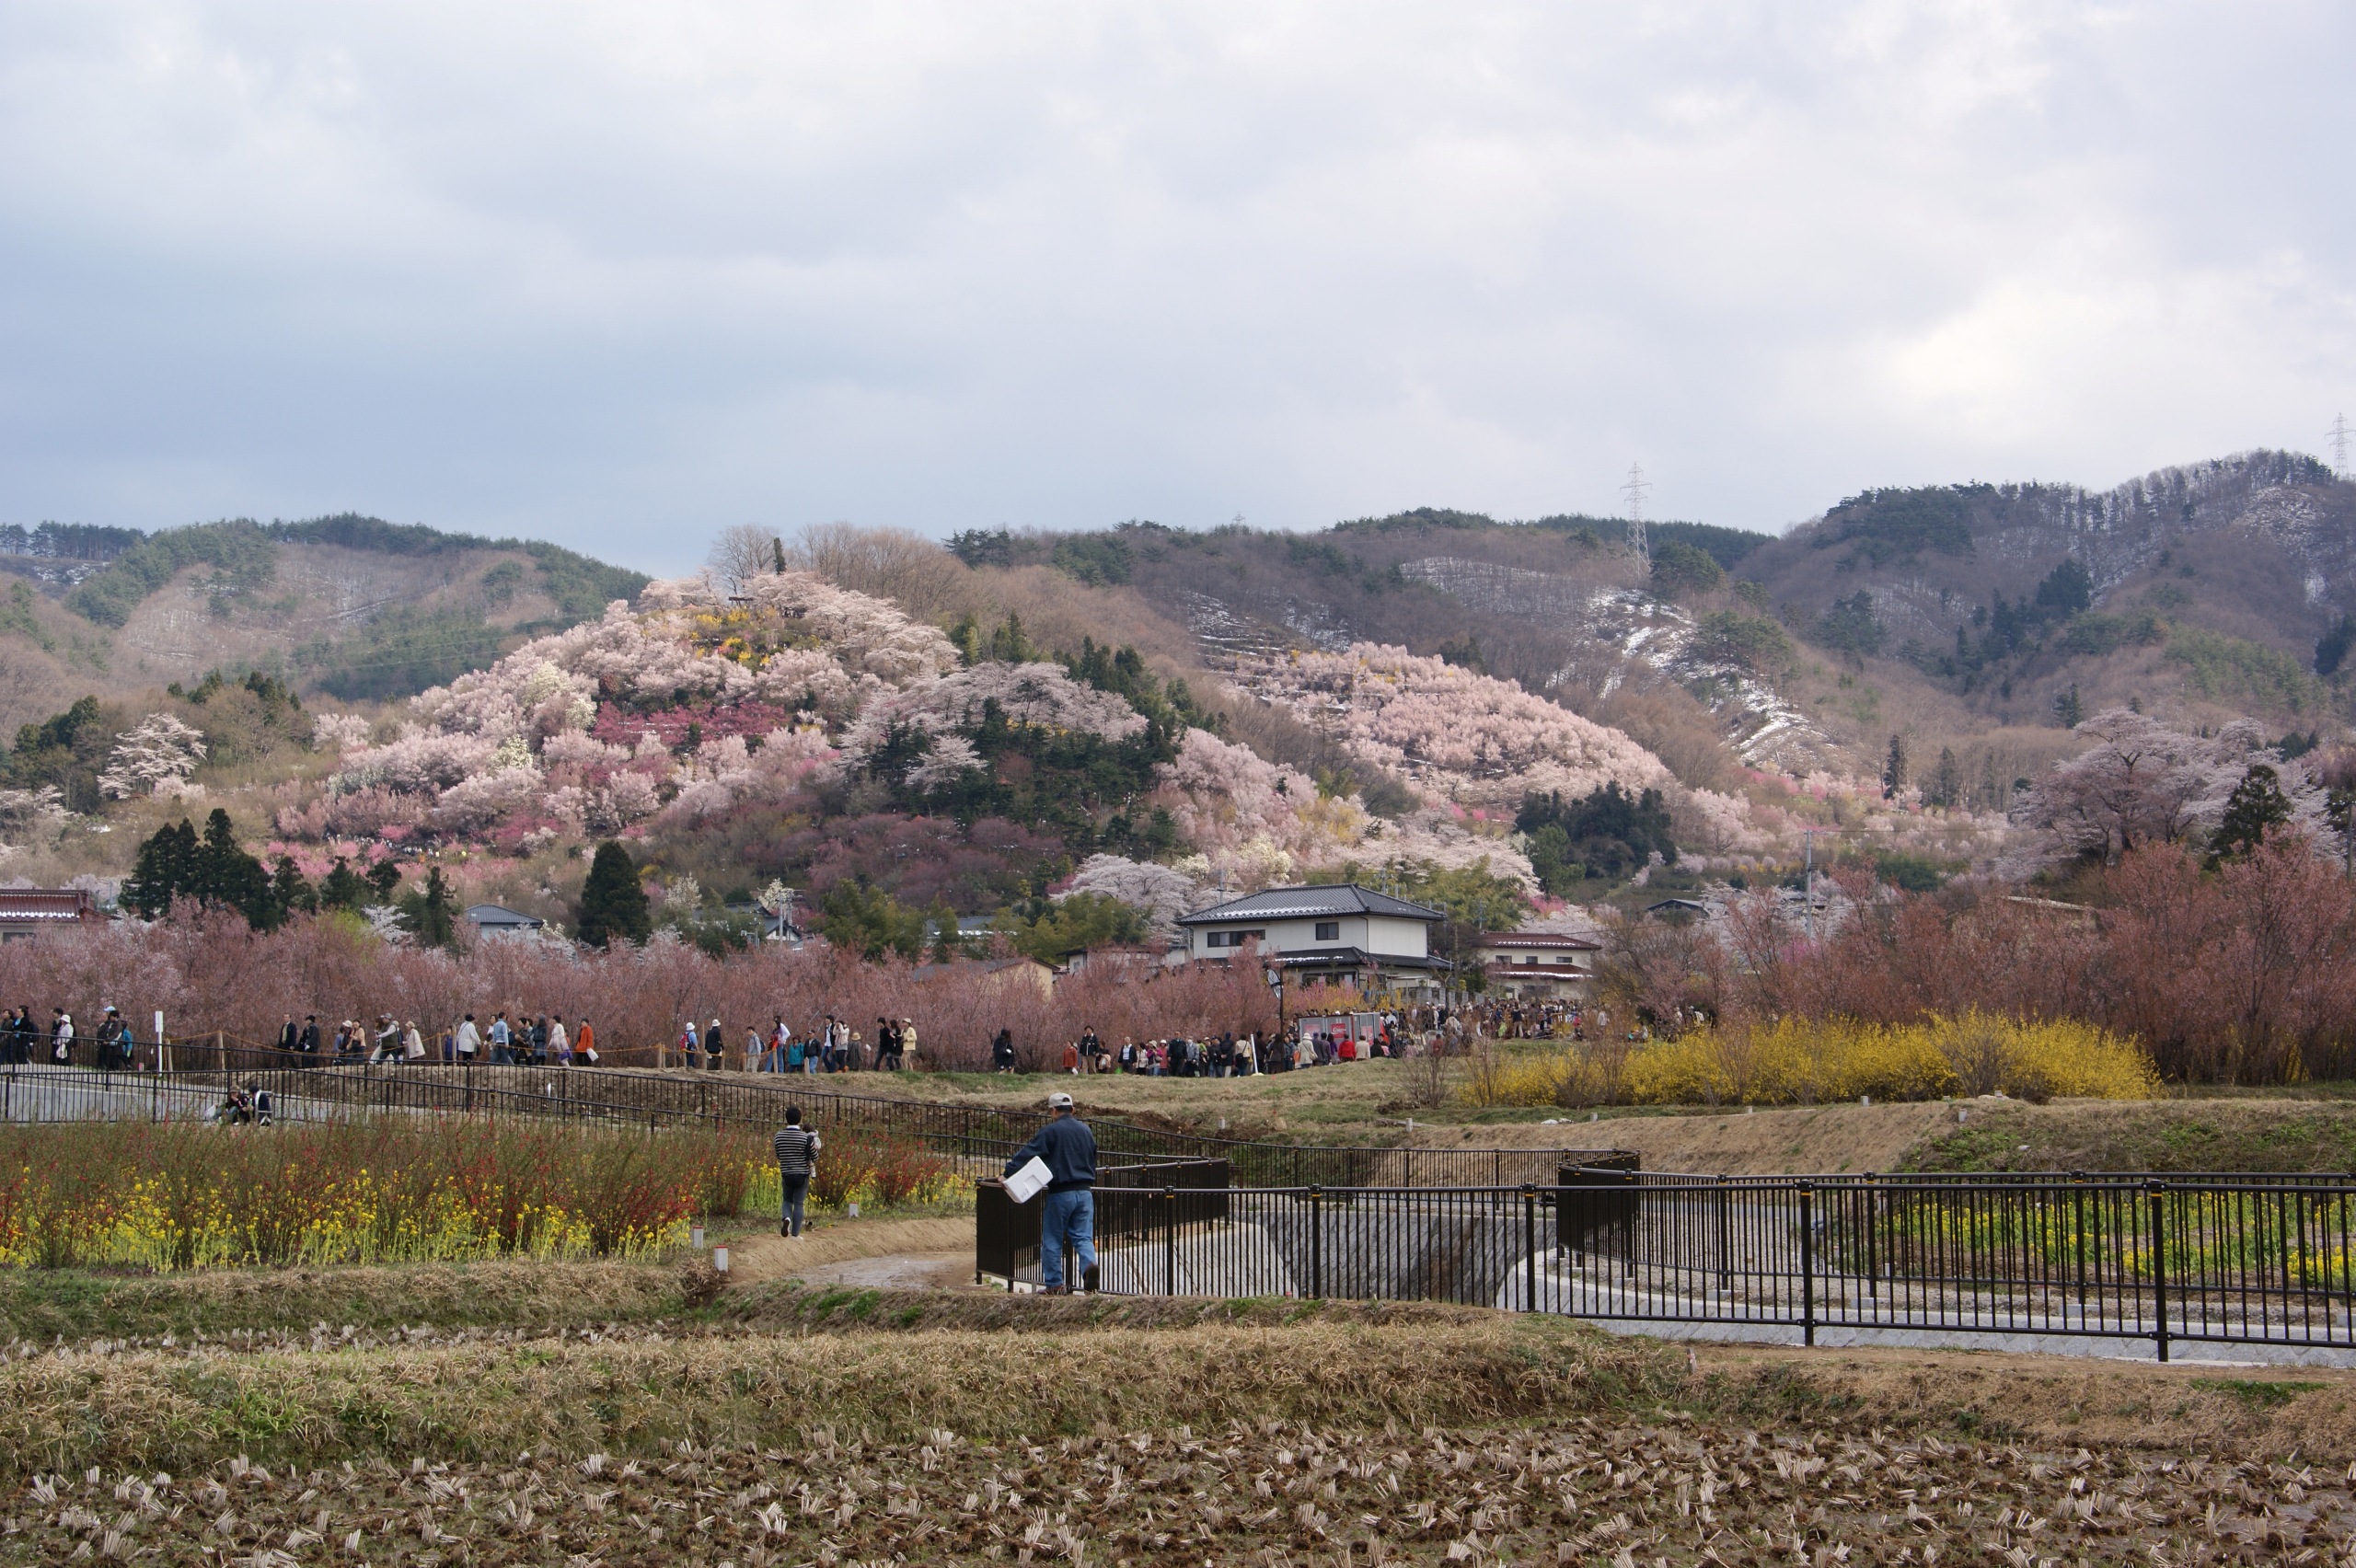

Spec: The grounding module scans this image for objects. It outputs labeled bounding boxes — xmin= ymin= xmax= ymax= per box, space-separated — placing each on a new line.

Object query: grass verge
xmin=0 ymin=1314 xmax=1675 ymax=1477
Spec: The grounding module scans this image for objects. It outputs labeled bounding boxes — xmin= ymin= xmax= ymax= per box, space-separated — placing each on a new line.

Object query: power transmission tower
xmin=2332 ymin=413 xmax=2352 ymax=479
xmin=1621 ymin=463 xmax=1651 ymax=561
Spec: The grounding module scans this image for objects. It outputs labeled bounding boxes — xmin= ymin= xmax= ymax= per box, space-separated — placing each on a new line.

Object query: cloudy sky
xmin=2 ymin=3 xmax=2350 ymax=571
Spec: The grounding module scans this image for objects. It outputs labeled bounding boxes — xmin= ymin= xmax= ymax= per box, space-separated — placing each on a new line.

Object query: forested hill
xmin=0 ymin=514 xmax=647 ymax=732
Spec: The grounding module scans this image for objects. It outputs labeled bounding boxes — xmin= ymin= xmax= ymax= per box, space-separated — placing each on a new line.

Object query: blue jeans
xmin=1040 ymin=1187 xmax=1095 ymax=1290
xmin=780 ymin=1173 xmax=810 ymax=1237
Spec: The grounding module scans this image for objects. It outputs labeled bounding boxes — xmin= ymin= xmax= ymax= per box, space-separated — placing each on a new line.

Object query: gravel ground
xmin=9 ymin=1414 xmax=2355 ymax=1565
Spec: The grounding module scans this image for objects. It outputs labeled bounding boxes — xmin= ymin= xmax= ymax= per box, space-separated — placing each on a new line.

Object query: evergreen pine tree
xmin=415 ymin=866 xmax=458 ymax=949
xmin=1930 ymin=746 xmax=1963 ymax=809
xmin=196 ymin=809 xmax=274 ymax=928
xmin=270 ymin=856 xmax=318 ymax=920
xmin=576 ymin=840 xmax=653 ymax=948
xmin=2055 ymin=684 xmax=2085 ymax=729
xmin=319 ymin=856 xmax=370 ymax=912
xmin=2210 ymin=765 xmax=2292 ymax=865
xmin=366 ymin=859 xmax=403 ymax=905
xmin=1881 ymin=733 xmax=1910 ymax=795
xmin=771 ymin=536 xmax=788 ymax=574
xmin=123 ymin=818 xmax=199 ymax=917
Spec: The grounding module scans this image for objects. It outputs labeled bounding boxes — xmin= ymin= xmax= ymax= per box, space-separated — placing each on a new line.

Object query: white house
xmin=1174 ymin=883 xmax=1451 ymax=996
xmin=1469 ymin=930 xmax=1600 ymax=999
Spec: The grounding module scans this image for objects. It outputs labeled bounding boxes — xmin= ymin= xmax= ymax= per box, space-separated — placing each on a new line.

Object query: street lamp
xmin=1265 ymin=963 xmax=1287 ymax=1036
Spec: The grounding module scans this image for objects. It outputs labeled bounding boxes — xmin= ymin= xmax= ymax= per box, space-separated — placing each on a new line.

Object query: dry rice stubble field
xmin=3 ymin=1276 xmax=2356 ymax=1564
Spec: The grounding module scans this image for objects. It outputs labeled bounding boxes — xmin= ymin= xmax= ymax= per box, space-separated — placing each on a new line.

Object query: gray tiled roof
xmin=1176 ymin=883 xmax=1446 ymax=925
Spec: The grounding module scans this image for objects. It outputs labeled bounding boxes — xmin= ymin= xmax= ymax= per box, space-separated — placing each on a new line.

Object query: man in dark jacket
xmin=1003 ymin=1092 xmax=1097 ymax=1294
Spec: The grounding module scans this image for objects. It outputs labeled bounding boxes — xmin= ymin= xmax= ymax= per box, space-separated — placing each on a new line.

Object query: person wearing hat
xmin=1001 ymin=1092 xmax=1098 ymax=1294
xmin=94 ymin=1007 xmax=128 ymax=1071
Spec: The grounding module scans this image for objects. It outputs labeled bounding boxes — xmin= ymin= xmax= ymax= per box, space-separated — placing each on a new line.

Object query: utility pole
xmin=2333 ymin=413 xmax=2353 ymax=480
xmin=1622 ymin=463 xmax=1651 ymax=562
xmin=1801 ymin=828 xmax=1816 ymax=943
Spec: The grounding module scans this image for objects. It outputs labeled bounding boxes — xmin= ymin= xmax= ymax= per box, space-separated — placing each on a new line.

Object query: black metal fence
xmin=1080 ymin=1168 xmax=2356 ymax=1359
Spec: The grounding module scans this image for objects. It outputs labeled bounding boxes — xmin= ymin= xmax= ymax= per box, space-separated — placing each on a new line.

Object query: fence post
xmin=1309 ymin=1185 xmax=1323 ymax=1300
xmin=2148 ymin=1179 xmax=2170 ymax=1363
xmin=1521 ymin=1184 xmax=1538 ymax=1313
xmin=1716 ymin=1175 xmax=1731 ymax=1291
xmin=1798 ymin=1181 xmax=1815 ymax=1347
xmin=1163 ymin=1187 xmax=1176 ymax=1297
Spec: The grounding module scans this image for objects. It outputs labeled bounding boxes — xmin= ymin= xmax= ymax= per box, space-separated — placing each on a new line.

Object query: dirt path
xmin=723 ymin=1216 xmax=971 ymax=1286
xmin=1408 ymin=1101 xmax=1957 ymax=1173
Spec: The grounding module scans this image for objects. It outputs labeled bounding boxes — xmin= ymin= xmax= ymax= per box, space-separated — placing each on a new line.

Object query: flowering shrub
xmin=1461 ymin=1015 xmax=2160 ymax=1109
xmin=0 ymin=1118 xmax=771 ymax=1269
xmin=806 ymin=1136 xmax=963 ymax=1212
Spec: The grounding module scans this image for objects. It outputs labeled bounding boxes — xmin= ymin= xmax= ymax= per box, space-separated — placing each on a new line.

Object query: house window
xmin=1205 ymin=929 xmax=1265 ymax=950
xmin=1314 ymin=921 xmax=1340 ymax=942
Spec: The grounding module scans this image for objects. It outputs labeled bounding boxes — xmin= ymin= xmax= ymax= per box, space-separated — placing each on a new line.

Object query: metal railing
xmin=1078 ymin=1167 xmax=2356 ymax=1359
xmin=0 ymin=1045 xmax=1618 ymax=1186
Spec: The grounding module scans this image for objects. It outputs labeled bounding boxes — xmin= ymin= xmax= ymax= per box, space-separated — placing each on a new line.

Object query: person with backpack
xmin=1001 ymin=1092 xmax=1098 ymax=1295
xmin=772 ymin=1108 xmax=821 ymax=1238
xmin=991 ymin=1028 xmax=1017 ymax=1073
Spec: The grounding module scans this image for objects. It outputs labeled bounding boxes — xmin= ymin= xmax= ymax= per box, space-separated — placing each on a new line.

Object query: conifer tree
xmin=1881 ymin=733 xmax=1910 ymax=795
xmin=576 ymin=840 xmax=653 ymax=948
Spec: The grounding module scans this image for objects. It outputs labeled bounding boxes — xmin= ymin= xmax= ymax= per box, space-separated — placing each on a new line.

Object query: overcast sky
xmin=3 ymin=3 xmax=2350 ymax=571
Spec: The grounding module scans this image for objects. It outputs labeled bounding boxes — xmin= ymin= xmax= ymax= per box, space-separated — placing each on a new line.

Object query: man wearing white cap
xmin=1001 ymin=1092 xmax=1098 ymax=1294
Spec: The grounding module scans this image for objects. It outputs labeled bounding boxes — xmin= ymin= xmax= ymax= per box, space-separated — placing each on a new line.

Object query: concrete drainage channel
xmin=972 ymin=1160 xmax=2356 ymax=1365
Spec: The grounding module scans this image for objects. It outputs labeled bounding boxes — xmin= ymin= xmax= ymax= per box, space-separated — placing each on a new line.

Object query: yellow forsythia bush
xmin=1462 ymin=1013 xmax=2160 ymax=1108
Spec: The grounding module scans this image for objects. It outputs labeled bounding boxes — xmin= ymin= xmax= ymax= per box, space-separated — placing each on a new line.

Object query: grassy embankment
xmin=3 ymin=1294 xmax=2355 ymax=1562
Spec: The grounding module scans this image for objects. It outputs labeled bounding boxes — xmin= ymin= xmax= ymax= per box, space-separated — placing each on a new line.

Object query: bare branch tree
xmin=706 ymin=524 xmax=784 ymax=596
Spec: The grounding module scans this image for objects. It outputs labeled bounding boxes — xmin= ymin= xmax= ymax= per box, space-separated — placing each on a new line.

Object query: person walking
xmin=489 ymin=1011 xmax=514 ymax=1065
xmin=298 ymin=1014 xmax=321 ymax=1061
xmin=679 ymin=1017 xmax=699 ymax=1070
xmin=708 ymin=1016 xmax=725 ymax=1072
xmin=455 ymin=1012 xmax=482 ymax=1066
xmin=277 ymin=1013 xmax=300 ymax=1055
xmin=1002 ymin=1091 xmax=1097 ymax=1295
xmin=991 ymin=1028 xmax=1017 ymax=1073
xmin=575 ymin=1016 xmax=597 ymax=1065
xmin=550 ymin=1016 xmax=572 ymax=1066
xmin=772 ymin=1107 xmax=821 ymax=1238
xmin=897 ymin=1018 xmax=917 ymax=1071
xmin=52 ymin=1008 xmax=74 ymax=1066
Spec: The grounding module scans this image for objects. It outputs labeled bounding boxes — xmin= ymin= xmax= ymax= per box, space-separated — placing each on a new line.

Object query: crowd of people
xmin=2 ymin=995 xmax=1614 ymax=1078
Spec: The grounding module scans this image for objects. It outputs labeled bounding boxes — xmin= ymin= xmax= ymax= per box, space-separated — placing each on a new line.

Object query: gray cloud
xmin=2 ymin=2 xmax=2351 ymax=571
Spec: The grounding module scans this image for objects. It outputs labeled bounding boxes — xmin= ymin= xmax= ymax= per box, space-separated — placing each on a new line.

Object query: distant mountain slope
xmin=0 ymin=514 xmax=646 ymax=731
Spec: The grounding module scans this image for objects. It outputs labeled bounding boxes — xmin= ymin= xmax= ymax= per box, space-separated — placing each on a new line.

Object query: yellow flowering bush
xmin=1462 ymin=1014 xmax=2161 ymax=1109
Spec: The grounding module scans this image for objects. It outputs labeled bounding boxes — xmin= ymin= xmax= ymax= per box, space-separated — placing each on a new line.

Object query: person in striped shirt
xmin=772 ymin=1108 xmax=822 ymax=1238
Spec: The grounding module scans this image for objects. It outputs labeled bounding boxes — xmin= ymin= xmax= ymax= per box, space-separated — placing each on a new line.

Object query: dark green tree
xmin=1648 ymin=540 xmax=1725 ymax=599
xmin=1881 ymin=733 xmax=1910 ymax=795
xmin=366 ymin=859 xmax=403 ymax=904
xmin=1928 ymin=746 xmax=1963 ymax=809
xmin=319 ymin=857 xmax=371 ymax=912
xmin=2055 ymin=683 xmax=2085 ymax=729
xmin=270 ymin=856 xmax=318 ymax=920
xmin=1009 ymin=891 xmax=1149 ymax=963
xmin=818 ymin=878 xmax=928 ymax=961
xmin=2209 ymin=765 xmax=2292 ymax=865
xmin=122 ymin=818 xmax=200 ymax=917
xmin=576 ymin=840 xmax=653 ymax=948
xmin=412 ymin=866 xmax=458 ymax=949
xmin=197 ymin=809 xmax=274 ymax=927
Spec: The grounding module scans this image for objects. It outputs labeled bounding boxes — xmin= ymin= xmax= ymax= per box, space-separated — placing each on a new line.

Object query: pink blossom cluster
xmin=1149 ymin=728 xmax=1368 ymax=888
xmin=838 ymin=662 xmax=1148 ymax=783
xmin=588 ymin=701 xmax=807 ymax=752
xmin=1251 ymin=644 xmax=1675 ymax=809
